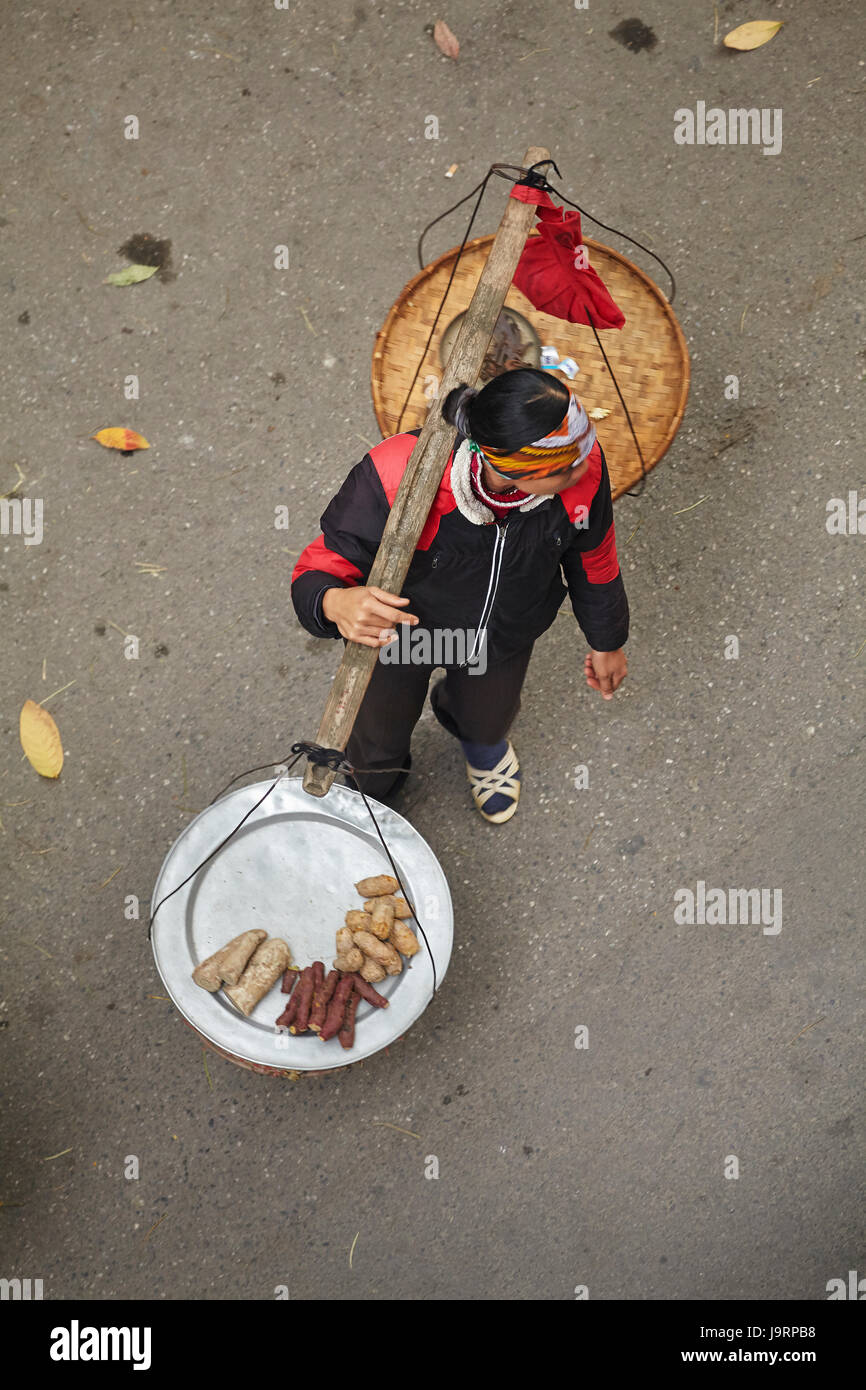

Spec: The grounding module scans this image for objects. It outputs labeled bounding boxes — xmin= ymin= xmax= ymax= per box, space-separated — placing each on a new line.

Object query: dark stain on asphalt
xmin=621 ymin=834 xmax=646 ymax=856
xmin=610 ymin=18 xmax=657 ymax=52
xmin=117 ymin=232 xmax=175 ymax=283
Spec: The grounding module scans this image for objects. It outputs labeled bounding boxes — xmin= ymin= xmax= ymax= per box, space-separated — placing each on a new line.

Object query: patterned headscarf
xmin=454 ymin=387 xmax=596 ymax=481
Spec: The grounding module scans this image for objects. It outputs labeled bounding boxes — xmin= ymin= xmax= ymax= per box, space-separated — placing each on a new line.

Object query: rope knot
xmin=290 ymin=741 xmax=355 ymax=775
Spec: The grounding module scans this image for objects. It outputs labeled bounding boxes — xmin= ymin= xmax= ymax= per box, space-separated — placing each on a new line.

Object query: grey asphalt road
xmin=1 ymin=0 xmax=863 ymax=1302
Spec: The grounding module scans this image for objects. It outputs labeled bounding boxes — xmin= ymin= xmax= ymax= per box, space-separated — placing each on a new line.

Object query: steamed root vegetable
xmin=339 ymin=986 xmax=360 ymax=1050
xmin=192 ymin=929 xmax=267 ymax=991
xmin=351 ymin=931 xmax=402 ymax=975
xmin=334 ymin=948 xmax=364 ymax=972
xmin=336 ymin=926 xmax=357 ymax=956
xmin=344 ymin=910 xmax=368 ymax=932
xmin=355 ymin=875 xmax=399 ymax=898
xmin=309 ymin=968 xmax=338 ymax=1033
xmin=336 ymin=927 xmax=363 ymax=972
xmin=281 ymin=967 xmax=299 ymax=994
xmin=276 ymin=993 xmax=298 ymax=1029
xmin=364 ymin=895 xmax=412 ymax=920
xmin=389 ymin=921 xmax=420 ymax=958
xmin=368 ymin=898 xmax=395 ymax=939
xmin=351 ymin=975 xmax=389 ymax=1008
xmin=320 ymin=975 xmax=355 ymax=1041
xmin=360 ymin=956 xmax=386 ymax=983
xmin=290 ymin=963 xmax=319 ymax=1034
xmin=218 ymin=930 xmax=274 ymax=986
xmin=224 ymin=938 xmax=292 ymax=1015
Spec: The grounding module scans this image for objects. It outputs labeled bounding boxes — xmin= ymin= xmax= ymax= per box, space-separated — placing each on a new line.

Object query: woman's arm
xmin=291 ymin=455 xmax=418 ymax=643
xmin=559 ymin=447 xmax=630 ymax=654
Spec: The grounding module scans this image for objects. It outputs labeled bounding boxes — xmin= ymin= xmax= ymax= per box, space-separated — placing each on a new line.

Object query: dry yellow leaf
xmin=587 ymin=408 xmax=611 ymax=421
xmin=92 ymin=428 xmax=150 ymax=451
xmin=20 ymin=700 xmax=63 ymax=778
xmin=723 ymin=20 xmax=784 ymax=51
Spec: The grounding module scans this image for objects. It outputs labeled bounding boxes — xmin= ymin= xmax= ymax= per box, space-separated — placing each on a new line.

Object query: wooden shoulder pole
xmin=303 ymin=145 xmax=550 ymax=797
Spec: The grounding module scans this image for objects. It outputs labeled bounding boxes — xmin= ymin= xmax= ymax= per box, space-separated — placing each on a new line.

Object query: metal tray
xmin=150 ymin=775 xmax=453 ymax=1071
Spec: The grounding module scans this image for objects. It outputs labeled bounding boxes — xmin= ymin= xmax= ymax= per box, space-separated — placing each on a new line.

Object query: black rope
xmin=489 ymin=160 xmax=677 ymax=304
xmin=586 ymin=305 xmax=648 ymax=498
xmin=398 ymin=162 xmax=559 ymax=434
xmin=148 ymin=742 xmax=438 ymax=995
xmin=402 ymin=157 xmax=678 ymax=498
xmin=394 ymin=164 xmax=500 ymax=433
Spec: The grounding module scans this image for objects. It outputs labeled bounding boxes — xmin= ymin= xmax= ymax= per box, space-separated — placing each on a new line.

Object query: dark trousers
xmin=344 ymin=643 xmax=534 ymax=800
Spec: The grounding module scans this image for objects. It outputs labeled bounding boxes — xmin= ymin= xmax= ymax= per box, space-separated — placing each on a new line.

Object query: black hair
xmin=441 ymin=367 xmax=570 ymax=451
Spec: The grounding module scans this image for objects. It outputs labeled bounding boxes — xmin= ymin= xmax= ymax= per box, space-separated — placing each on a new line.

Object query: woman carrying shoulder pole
xmin=291 ymin=367 xmax=629 ymax=823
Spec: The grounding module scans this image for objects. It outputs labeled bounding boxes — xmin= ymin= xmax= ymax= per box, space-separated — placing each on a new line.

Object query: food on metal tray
xmin=368 ymin=898 xmax=395 ymax=938
xmin=309 ymin=968 xmax=339 ymax=1033
xmin=267 ymin=868 xmax=421 ymax=1049
xmin=192 ymin=929 xmax=268 ymax=992
xmin=290 ymin=963 xmax=318 ymax=1034
xmin=335 ymin=925 xmax=364 ymax=972
xmin=360 ymin=956 xmax=387 ymax=983
xmin=351 ymin=930 xmax=402 ymax=976
xmin=334 ymin=948 xmax=364 ymax=972
xmin=320 ymin=975 xmax=356 ymax=1042
xmin=339 ymin=986 xmax=361 ymax=1050
xmin=363 ymin=895 xmax=412 ymax=919
xmin=389 ymin=921 xmax=420 ymax=958
xmin=224 ymin=937 xmax=292 ymax=1015
xmin=355 ymin=875 xmax=399 ymax=898
xmin=352 ymin=975 xmax=389 ymax=1008
xmin=276 ymin=992 xmax=298 ymax=1029
xmin=336 ymin=926 xmax=357 ymax=956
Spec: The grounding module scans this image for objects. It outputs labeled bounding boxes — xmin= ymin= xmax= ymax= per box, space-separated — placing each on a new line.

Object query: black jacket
xmin=292 ymin=428 xmax=629 ymax=665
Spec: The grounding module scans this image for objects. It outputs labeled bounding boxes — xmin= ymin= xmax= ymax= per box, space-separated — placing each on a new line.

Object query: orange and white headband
xmin=459 ymin=391 xmax=596 ymax=481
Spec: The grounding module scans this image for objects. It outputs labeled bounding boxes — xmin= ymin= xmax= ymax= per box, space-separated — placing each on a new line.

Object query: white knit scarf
xmin=449 ymin=439 xmax=550 ymax=526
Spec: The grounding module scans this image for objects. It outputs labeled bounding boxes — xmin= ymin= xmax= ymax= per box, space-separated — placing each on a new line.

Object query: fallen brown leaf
xmin=433 ymin=19 xmax=459 ymax=60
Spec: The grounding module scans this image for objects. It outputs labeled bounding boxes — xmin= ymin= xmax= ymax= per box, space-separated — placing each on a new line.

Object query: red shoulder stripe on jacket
xmin=555 ymin=439 xmax=603 ymax=524
xmin=580 ymin=521 xmax=619 ymax=584
xmin=368 ymin=432 xmax=458 ymax=551
xmin=292 ymin=534 xmax=363 ymax=587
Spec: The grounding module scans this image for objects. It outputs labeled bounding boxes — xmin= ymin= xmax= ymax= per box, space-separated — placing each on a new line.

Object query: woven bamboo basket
xmin=371 ymin=233 xmax=689 ymax=500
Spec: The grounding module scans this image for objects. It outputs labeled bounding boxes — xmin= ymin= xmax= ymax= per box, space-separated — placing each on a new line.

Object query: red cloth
xmin=509 ymin=183 xmax=552 ymax=207
xmin=509 ymin=189 xmax=625 ymax=331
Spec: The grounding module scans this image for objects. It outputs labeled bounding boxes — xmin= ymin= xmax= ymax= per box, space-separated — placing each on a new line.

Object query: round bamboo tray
xmin=371 ymin=233 xmax=689 ymax=500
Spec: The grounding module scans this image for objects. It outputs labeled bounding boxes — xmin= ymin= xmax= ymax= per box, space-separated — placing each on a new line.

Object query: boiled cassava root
xmin=192 ymin=929 xmax=267 ymax=991
xmin=193 ymin=930 xmax=296 ymax=1023
xmin=224 ymin=938 xmax=293 ymax=1015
